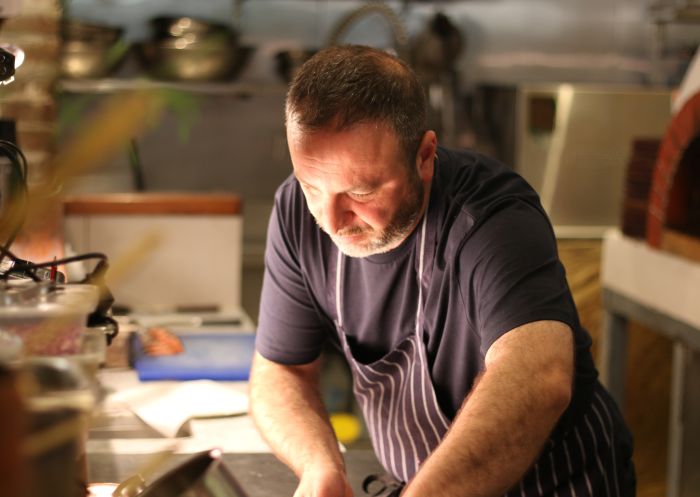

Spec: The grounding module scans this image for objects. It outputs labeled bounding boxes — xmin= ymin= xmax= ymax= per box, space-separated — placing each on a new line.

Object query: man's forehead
xmin=287 ymin=115 xmax=394 ymax=140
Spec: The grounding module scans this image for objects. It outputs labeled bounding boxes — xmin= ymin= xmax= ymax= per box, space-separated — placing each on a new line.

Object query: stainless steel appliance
xmin=473 ymin=83 xmax=673 ymax=237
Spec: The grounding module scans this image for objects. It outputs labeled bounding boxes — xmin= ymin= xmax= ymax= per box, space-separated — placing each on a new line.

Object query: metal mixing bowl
xmin=136 ymin=36 xmax=253 ymax=82
xmin=61 ymin=20 xmax=128 ymax=79
xmin=60 ymin=39 xmax=129 ymax=79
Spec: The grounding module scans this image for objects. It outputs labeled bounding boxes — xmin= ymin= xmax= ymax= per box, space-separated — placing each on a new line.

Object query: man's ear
xmin=416 ymin=130 xmax=437 ymax=182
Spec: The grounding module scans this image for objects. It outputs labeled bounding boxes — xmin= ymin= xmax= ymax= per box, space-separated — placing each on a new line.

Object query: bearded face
xmin=288 ymin=121 xmax=431 ymax=258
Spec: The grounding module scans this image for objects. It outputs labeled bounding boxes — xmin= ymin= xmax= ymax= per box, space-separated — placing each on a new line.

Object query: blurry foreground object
xmin=0 ymin=43 xmax=23 ymax=85
xmin=0 ymin=359 xmax=25 ymax=497
xmin=4 ymin=356 xmax=96 ymax=497
xmin=0 ymin=136 xmax=28 ymax=248
xmin=124 ymin=449 xmax=249 ymax=497
xmin=18 ymin=89 xmax=167 ymax=233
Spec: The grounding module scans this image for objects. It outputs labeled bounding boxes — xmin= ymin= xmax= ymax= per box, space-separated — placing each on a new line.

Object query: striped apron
xmin=333 ymin=216 xmax=635 ymax=496
xmin=333 ymin=214 xmax=450 ymax=483
xmin=504 ymin=382 xmax=635 ymax=497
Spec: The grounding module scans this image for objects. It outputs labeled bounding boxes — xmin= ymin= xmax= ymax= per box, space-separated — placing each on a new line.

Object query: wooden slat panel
xmin=62 ymin=193 xmax=243 ymax=216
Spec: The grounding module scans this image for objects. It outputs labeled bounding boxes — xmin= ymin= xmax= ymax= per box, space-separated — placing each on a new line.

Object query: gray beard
xmin=332 ymin=172 xmax=425 ymax=258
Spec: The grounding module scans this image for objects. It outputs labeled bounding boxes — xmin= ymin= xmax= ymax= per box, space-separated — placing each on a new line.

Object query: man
xmin=250 ymin=45 xmax=635 ymax=497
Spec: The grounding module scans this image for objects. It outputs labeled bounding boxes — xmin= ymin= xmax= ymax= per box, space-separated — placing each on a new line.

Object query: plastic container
xmin=0 ymin=281 xmax=98 ymax=356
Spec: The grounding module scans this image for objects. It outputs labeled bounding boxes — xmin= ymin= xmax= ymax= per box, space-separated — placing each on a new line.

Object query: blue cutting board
xmin=130 ymin=332 xmax=256 ymax=381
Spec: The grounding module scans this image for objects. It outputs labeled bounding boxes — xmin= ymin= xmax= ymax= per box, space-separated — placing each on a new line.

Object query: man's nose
xmin=321 ymin=194 xmax=351 ymax=234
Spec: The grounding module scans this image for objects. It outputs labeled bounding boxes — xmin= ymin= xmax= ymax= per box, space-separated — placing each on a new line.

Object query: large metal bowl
xmin=60 ymin=39 xmax=129 ymax=79
xmin=136 ymin=36 xmax=253 ymax=82
xmin=61 ymin=20 xmax=128 ymax=79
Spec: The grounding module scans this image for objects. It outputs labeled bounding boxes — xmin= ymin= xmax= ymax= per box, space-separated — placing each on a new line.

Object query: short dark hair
xmin=285 ymin=45 xmax=427 ymax=165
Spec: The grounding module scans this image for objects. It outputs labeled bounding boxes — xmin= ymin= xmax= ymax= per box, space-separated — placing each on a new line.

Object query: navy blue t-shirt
xmin=256 ymin=147 xmax=598 ymax=422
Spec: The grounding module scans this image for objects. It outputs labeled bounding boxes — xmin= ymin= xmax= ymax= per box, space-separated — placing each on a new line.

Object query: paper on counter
xmin=86 ymin=415 xmax=275 ymax=454
xmin=187 ymin=416 xmax=273 ymax=453
xmin=109 ymin=380 xmax=249 ymax=438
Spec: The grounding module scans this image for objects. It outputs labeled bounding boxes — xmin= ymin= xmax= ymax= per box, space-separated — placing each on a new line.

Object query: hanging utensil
xmin=410 ymin=11 xmax=464 ymax=81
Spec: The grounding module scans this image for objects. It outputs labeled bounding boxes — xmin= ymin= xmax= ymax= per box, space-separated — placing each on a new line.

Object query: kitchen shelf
xmin=58 ymin=78 xmax=289 ymax=97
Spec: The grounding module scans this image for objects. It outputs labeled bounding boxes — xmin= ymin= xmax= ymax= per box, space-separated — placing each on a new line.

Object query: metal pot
xmin=132 ymin=449 xmax=248 ymax=497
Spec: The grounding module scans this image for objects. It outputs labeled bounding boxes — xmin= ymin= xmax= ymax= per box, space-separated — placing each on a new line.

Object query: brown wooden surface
xmin=63 ymin=193 xmax=243 ymax=216
xmin=662 ymin=228 xmax=700 ymax=264
xmin=557 ymin=239 xmax=671 ymax=497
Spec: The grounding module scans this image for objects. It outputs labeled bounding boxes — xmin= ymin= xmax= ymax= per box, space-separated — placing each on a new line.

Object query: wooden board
xmin=662 ymin=228 xmax=700 ymax=264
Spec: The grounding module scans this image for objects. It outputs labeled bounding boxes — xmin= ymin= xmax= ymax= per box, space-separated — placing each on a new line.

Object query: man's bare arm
xmin=402 ymin=320 xmax=574 ymax=497
xmin=249 ymin=352 xmax=352 ymax=497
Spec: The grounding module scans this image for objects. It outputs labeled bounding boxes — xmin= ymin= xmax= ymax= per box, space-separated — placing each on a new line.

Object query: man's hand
xmin=293 ymin=464 xmax=354 ymax=497
xmin=249 ymin=353 xmax=352 ymax=497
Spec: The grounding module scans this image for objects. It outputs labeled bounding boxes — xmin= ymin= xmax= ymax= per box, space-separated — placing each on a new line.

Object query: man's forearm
xmin=402 ymin=321 xmax=574 ymax=497
xmin=249 ymin=352 xmax=345 ymax=478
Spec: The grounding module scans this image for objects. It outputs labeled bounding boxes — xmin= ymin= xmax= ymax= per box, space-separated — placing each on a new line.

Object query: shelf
xmin=58 ymin=78 xmax=289 ymax=97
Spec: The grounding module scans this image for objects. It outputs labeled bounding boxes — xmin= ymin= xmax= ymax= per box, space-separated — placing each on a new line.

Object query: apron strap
xmin=335 ymin=251 xmax=344 ymax=328
xmin=414 ymin=212 xmax=427 ymax=337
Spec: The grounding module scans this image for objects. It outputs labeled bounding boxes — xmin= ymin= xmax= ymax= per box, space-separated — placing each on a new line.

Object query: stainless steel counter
xmin=87 ymin=368 xmax=384 ymax=495
xmin=88 ymin=451 xmax=384 ymax=497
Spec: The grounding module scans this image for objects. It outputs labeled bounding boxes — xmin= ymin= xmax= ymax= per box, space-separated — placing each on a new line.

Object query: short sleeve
xmin=255 ymin=185 xmax=329 ymax=365
xmin=462 ymin=201 xmax=576 ymax=356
